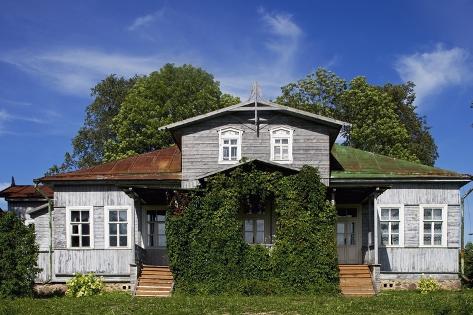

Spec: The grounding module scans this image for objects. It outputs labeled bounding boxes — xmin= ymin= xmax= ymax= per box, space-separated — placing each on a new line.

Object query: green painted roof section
xmin=330 ymin=144 xmax=471 ymax=180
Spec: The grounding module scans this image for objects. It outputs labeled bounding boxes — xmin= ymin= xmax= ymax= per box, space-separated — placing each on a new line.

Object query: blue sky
xmin=0 ymin=1 xmax=472 ymax=238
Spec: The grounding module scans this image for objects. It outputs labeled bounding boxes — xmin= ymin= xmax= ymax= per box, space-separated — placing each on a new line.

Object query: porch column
xmin=373 ymin=188 xmax=379 ymax=265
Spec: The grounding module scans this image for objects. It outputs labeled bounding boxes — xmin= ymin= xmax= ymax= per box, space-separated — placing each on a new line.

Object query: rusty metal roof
xmin=39 ymin=145 xmax=182 ymax=182
xmin=0 ymin=185 xmax=53 ymax=199
xmin=331 ymin=144 xmax=472 ymax=180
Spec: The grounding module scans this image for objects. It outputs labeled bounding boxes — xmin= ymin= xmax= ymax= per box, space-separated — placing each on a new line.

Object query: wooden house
xmin=1 ymin=99 xmax=471 ymax=296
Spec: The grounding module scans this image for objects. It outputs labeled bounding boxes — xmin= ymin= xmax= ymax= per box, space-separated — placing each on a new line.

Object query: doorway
xmin=336 ymin=205 xmax=362 ymax=264
xmin=142 ymin=207 xmax=168 ymax=266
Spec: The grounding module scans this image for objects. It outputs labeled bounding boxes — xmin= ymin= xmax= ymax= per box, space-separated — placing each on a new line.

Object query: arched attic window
xmin=218 ymin=128 xmax=242 ymax=164
xmin=270 ymin=127 xmax=293 ymax=163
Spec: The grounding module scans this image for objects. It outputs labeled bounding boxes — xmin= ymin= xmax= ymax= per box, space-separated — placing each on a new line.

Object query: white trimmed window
xmin=244 ymin=218 xmax=265 ymax=244
xmin=420 ymin=204 xmax=447 ymax=247
xmin=270 ymin=127 xmax=293 ymax=163
xmin=105 ymin=206 xmax=132 ymax=249
xmin=378 ymin=205 xmax=404 ymax=247
xmin=66 ymin=206 xmax=93 ymax=248
xmin=219 ymin=128 xmax=242 ymax=164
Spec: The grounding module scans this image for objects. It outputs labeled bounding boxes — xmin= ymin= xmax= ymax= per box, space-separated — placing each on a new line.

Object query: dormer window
xmin=270 ymin=127 xmax=293 ymax=163
xmin=219 ymin=128 xmax=242 ymax=164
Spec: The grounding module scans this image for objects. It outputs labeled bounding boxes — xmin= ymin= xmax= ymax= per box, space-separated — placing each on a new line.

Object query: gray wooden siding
xmin=379 ymin=248 xmax=458 ymax=273
xmin=31 ymin=209 xmax=50 ymax=251
xmin=53 ymin=249 xmax=131 ymax=275
xmin=180 ymin=112 xmax=332 ymax=185
xmin=377 ymin=183 xmax=461 ymax=205
xmin=377 ymin=183 xmax=461 ymax=249
xmin=53 ymin=185 xmax=135 ymax=250
xmin=49 ymin=185 xmax=137 ymax=280
xmin=8 ymin=201 xmax=46 ymax=220
xmin=36 ymin=252 xmax=51 ymax=283
xmin=404 ymin=205 xmax=419 ymax=247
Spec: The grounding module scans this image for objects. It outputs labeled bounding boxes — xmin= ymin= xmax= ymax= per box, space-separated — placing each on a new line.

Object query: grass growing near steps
xmin=1 ymin=290 xmax=473 ymax=315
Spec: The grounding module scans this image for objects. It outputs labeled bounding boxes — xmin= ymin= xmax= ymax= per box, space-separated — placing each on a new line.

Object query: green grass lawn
xmin=1 ymin=291 xmax=473 ymax=315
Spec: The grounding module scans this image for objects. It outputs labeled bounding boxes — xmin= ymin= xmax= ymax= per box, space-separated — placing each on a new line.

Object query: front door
xmin=143 ymin=209 xmax=168 ymax=266
xmin=336 ymin=206 xmax=362 ymax=264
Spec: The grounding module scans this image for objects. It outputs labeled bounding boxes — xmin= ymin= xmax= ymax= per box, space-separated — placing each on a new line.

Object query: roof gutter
xmin=34 ymin=181 xmax=53 ymax=284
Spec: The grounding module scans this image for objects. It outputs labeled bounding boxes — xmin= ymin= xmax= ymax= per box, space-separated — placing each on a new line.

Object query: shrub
xmin=418 ymin=276 xmax=440 ymax=294
xmin=66 ymin=273 xmax=104 ymax=297
xmin=0 ymin=212 xmax=39 ymax=297
xmin=464 ymin=242 xmax=473 ymax=286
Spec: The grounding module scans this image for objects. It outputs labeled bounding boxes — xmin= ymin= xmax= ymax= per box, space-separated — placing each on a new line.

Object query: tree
xmin=46 ymin=75 xmax=139 ymax=175
xmin=104 ymin=64 xmax=240 ymax=161
xmin=380 ymin=82 xmax=438 ymax=166
xmin=465 ymin=242 xmax=473 ymax=285
xmin=0 ymin=212 xmax=39 ymax=297
xmin=277 ymin=68 xmax=438 ymax=165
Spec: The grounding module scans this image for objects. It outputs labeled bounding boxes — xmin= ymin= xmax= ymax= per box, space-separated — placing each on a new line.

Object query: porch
xmin=122 ymin=177 xmax=385 ymax=296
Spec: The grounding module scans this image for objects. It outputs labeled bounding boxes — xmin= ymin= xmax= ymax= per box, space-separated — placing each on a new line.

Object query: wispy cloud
xmin=395 ymin=44 xmax=471 ymax=106
xmin=0 ymin=98 xmax=32 ymax=107
xmin=0 ymin=108 xmax=59 ymax=135
xmin=0 ymin=49 xmax=197 ymax=95
xmin=216 ymin=8 xmax=303 ymax=99
xmin=128 ymin=9 xmax=165 ymax=31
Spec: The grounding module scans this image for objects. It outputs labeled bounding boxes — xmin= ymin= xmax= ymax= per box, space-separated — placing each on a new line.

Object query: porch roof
xmin=0 ymin=184 xmax=53 ymax=200
xmin=331 ymin=144 xmax=472 ymax=181
xmin=38 ymin=146 xmax=182 ymax=183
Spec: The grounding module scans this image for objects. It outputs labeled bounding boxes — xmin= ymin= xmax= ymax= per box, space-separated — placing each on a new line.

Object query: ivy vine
xmin=166 ymin=163 xmax=339 ymax=295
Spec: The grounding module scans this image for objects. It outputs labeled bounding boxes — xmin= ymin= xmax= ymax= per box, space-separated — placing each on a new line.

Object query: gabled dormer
xmin=160 ymin=99 xmax=348 ymax=188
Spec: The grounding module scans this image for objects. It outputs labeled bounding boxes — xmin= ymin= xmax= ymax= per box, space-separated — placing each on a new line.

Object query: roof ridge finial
xmin=11 ymin=176 xmax=15 ymax=187
xmin=248 ymin=81 xmax=262 ymax=102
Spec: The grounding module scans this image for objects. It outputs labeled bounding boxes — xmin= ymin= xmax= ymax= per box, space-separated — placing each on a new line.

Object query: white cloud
xmin=0 ymin=108 xmax=59 ymax=135
xmin=216 ymin=8 xmax=303 ymax=99
xmin=0 ymin=49 xmax=197 ymax=95
xmin=128 ymin=9 xmax=165 ymax=31
xmin=395 ymin=45 xmax=471 ymax=106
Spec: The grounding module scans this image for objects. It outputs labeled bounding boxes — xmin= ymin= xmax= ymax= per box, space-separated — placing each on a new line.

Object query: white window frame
xmin=218 ymin=128 xmax=242 ymax=164
xmin=419 ymin=204 xmax=448 ymax=247
xmin=270 ymin=127 xmax=293 ymax=164
xmin=377 ymin=204 xmax=404 ymax=247
xmin=66 ymin=206 xmax=94 ymax=249
xmin=104 ymin=206 xmax=132 ymax=249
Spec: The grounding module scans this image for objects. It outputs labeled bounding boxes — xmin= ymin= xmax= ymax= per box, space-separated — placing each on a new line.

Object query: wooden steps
xmin=339 ymin=265 xmax=375 ymax=297
xmin=135 ymin=265 xmax=173 ymax=297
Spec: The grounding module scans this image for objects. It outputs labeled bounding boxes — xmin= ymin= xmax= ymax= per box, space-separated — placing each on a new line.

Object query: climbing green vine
xmin=166 ymin=163 xmax=339 ymax=295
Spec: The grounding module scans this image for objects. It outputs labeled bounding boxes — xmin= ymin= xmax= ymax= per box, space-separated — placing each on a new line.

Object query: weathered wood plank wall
xmin=180 ymin=112 xmax=333 ymax=186
xmin=379 ymin=248 xmax=458 ymax=273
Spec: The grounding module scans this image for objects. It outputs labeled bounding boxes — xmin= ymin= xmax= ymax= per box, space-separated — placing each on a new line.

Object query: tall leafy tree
xmin=277 ymin=68 xmax=438 ymax=165
xmin=104 ymin=64 xmax=240 ymax=161
xmin=46 ymin=75 xmax=138 ymax=175
xmin=380 ymin=82 xmax=438 ymax=166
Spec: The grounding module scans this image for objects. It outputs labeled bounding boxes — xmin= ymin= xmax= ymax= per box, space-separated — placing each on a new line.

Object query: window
xmin=270 ymin=128 xmax=293 ymax=163
xmin=146 ymin=211 xmax=166 ymax=248
xmin=244 ymin=218 xmax=265 ymax=244
xmin=219 ymin=128 xmax=242 ymax=164
xmin=66 ymin=206 xmax=93 ymax=248
xmin=378 ymin=205 xmax=404 ymax=247
xmin=420 ymin=205 xmax=447 ymax=247
xmin=105 ymin=206 xmax=131 ymax=248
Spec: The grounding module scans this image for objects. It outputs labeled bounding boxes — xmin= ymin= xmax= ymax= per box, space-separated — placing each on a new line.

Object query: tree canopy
xmin=46 ymin=74 xmax=138 ymax=175
xmin=277 ymin=68 xmax=438 ymax=165
xmin=104 ymin=64 xmax=240 ymax=161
